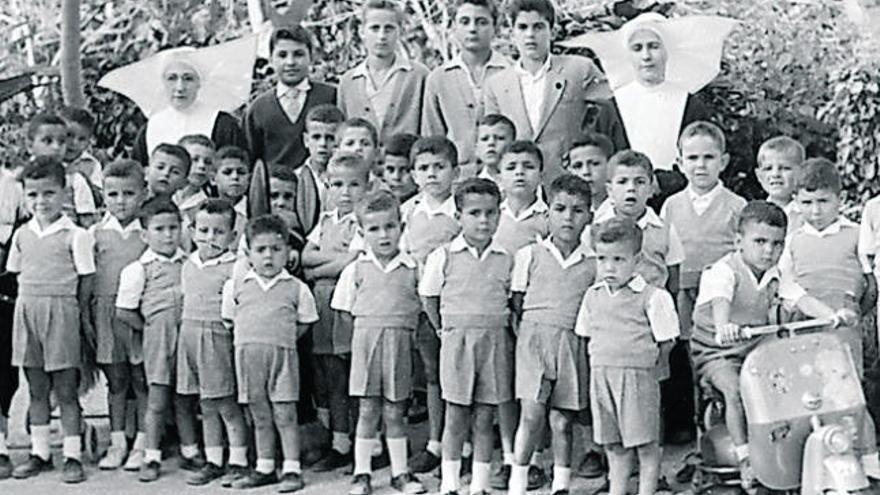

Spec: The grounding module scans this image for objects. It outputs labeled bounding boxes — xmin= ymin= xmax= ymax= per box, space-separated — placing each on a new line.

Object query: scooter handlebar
xmin=714 ymin=319 xmax=832 ymax=346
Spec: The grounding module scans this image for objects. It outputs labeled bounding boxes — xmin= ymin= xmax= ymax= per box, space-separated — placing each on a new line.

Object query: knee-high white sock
xmin=229 ymin=447 xmax=248 ymax=467
xmin=387 ymin=437 xmax=408 ymax=477
xmin=509 ymin=464 xmax=529 ymax=495
xmin=353 ymin=438 xmax=372 ymax=476
xmin=440 ymin=459 xmax=461 ymax=493
xmin=551 ymin=466 xmax=571 ymax=492
xmin=470 ymin=461 xmax=491 ymax=493
xmin=31 ymin=425 xmax=51 ymax=460
xmin=63 ymin=435 xmax=82 ymax=461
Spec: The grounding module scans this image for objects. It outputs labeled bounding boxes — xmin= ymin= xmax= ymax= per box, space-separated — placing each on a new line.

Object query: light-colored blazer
xmin=421 ymin=52 xmax=509 ymax=165
xmin=337 ymin=57 xmax=429 ymax=145
xmin=483 ymin=54 xmax=610 ymax=183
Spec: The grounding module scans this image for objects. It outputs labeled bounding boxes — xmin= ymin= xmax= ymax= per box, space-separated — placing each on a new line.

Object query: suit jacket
xmin=421 ymin=52 xmax=509 ymax=164
xmin=337 ymin=58 xmax=428 ymax=145
xmin=244 ymin=81 xmax=337 ymax=169
xmin=483 ymin=54 xmax=610 ymax=183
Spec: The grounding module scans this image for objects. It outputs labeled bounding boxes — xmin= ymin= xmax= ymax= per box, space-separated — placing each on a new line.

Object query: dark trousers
xmin=0 ymin=298 xmax=17 ymax=418
xmin=661 ymin=340 xmax=696 ymax=437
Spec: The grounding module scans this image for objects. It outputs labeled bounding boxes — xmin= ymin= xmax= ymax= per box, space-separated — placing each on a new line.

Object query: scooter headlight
xmin=823 ymin=426 xmax=852 ymax=455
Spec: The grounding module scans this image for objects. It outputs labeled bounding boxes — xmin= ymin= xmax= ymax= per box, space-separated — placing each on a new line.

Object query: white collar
xmin=515 ymin=55 xmax=552 ymax=82
xmin=359 ymin=249 xmax=417 ymax=273
xmin=188 ymin=250 xmax=236 ymax=269
xmin=95 ymin=213 xmax=143 ymax=236
xmin=234 ymin=197 xmax=248 ymax=217
xmin=27 ymin=215 xmax=77 ymax=237
xmin=449 ymin=234 xmax=507 ymax=260
xmin=595 ymin=204 xmax=664 ymax=229
xmin=445 ymin=51 xmax=508 ymax=71
xmin=276 ymin=78 xmax=311 ymax=99
xmin=538 ymin=236 xmax=592 ymax=269
xmin=242 ymin=268 xmax=295 ymax=291
xmin=321 ymin=208 xmax=357 ymax=224
xmin=797 ymin=218 xmax=854 ymax=238
xmin=597 ymin=274 xmax=648 ymax=295
xmin=173 ymin=189 xmax=208 ymax=212
xmin=412 ymin=194 xmax=456 ymax=219
xmin=501 ymin=197 xmax=547 ymax=221
xmin=139 ymin=248 xmax=187 ymax=264
xmin=687 ymin=183 xmax=723 ymax=203
xmin=477 ymin=167 xmax=500 ymax=182
xmin=352 ymin=55 xmax=413 ymax=79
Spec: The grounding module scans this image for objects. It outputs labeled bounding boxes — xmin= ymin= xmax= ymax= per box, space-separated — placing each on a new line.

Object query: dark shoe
xmin=62 ymin=458 xmax=86 ymax=484
xmin=187 ymin=463 xmax=225 ymax=486
xmin=489 ymin=464 xmax=511 ymax=489
xmin=302 ymin=447 xmax=324 ymax=467
xmin=552 ymin=490 xmax=569 ymax=495
xmin=278 ymin=471 xmax=305 ymax=493
xmin=12 ymin=454 xmax=53 ymax=479
xmin=575 ymin=451 xmax=605 ymax=479
xmin=179 ymin=453 xmax=206 ymax=472
xmin=221 ymin=464 xmax=250 ymax=488
xmin=350 ymin=473 xmax=372 ymax=495
xmin=371 ymin=449 xmax=390 ymax=471
xmin=313 ymin=449 xmax=352 ymax=472
xmin=390 ymin=472 xmax=425 ymax=494
xmin=138 ymin=460 xmax=160 ymax=482
xmin=527 ymin=465 xmax=548 ymax=490
xmin=409 ymin=450 xmax=440 ymax=474
xmin=231 ymin=470 xmax=278 ymax=489
xmin=0 ymin=454 xmax=13 ymax=479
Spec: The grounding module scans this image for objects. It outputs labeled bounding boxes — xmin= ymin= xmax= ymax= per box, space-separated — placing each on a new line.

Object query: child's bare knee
xmin=272 ymin=402 xmax=298 ymax=427
xmin=549 ymin=410 xmax=571 ymax=435
xmin=382 ymin=400 xmax=406 ymax=424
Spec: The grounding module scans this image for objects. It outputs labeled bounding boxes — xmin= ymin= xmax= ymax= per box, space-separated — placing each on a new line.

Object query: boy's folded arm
xmin=301 ymin=242 xmax=337 ymax=268
xmin=666 ymin=264 xmax=680 ymax=297
xmin=306 ymin=251 xmax=359 ymax=280
xmin=115 ymin=308 xmax=144 ymax=330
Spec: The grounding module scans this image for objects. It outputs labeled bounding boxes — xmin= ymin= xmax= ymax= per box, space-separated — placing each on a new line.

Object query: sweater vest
xmin=139 ymin=258 xmax=184 ymax=320
xmin=15 ymin=228 xmax=79 ymax=296
xmin=639 ymin=219 xmax=672 ymax=288
xmin=405 ymin=209 xmax=461 ymax=266
xmin=233 ymin=277 xmax=302 ymax=348
xmin=663 ymin=188 xmax=745 ymax=288
xmin=439 ymin=246 xmax=512 ymax=328
xmin=94 ymin=229 xmax=147 ymax=297
xmin=691 ymin=252 xmax=776 ymax=349
xmin=584 ymin=283 xmax=659 ymax=368
xmin=314 ymin=214 xmax=359 ymax=283
xmin=350 ymin=259 xmax=421 ymax=329
xmin=182 ymin=257 xmax=235 ymax=322
xmin=494 ymin=212 xmax=549 ymax=256
xmin=521 ymin=244 xmax=596 ymax=329
xmin=788 ymin=224 xmax=865 ymax=307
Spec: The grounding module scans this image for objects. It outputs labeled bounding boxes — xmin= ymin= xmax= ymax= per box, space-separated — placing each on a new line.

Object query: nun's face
xmin=628 ymin=29 xmax=667 ymax=86
xmin=163 ymin=61 xmax=201 ymax=110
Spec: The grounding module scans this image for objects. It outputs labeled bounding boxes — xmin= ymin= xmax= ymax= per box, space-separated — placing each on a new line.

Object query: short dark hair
xmin=796 ymin=157 xmax=842 ymax=194
xmin=607 ymin=149 xmax=653 ymax=178
xmin=411 ymin=136 xmax=459 ymax=167
xmin=548 ymin=173 xmax=591 ymax=205
xmin=269 ymin=165 xmax=299 ymax=185
xmin=356 ymin=190 xmax=401 ymax=224
xmin=454 ymin=177 xmax=502 ymax=210
xmin=361 ymin=0 xmax=405 ymax=24
xmin=103 ymin=159 xmax=146 ymax=185
xmin=679 ymin=121 xmax=726 ymax=152
xmin=178 ymin=134 xmax=215 ymax=150
xmin=456 ymin=0 xmax=499 ymax=24
xmin=246 ymin=214 xmax=289 ymax=246
xmin=477 ymin=113 xmax=516 ymax=137
xmin=305 ymin=104 xmax=345 ymax=125
xmin=196 ymin=198 xmax=236 ymax=230
xmin=339 ymin=118 xmax=379 ymax=147
xmin=384 ymin=133 xmax=420 ymax=159
xmin=27 ymin=113 xmax=67 ymax=140
xmin=327 ymin=152 xmax=371 ymax=181
xmin=592 ymin=217 xmax=642 ymax=255
xmin=59 ymin=106 xmax=95 ymax=133
xmin=152 ymin=143 xmax=192 ymax=174
xmin=269 ymin=24 xmax=313 ymax=54
xmin=138 ymin=196 xmax=181 ymax=226
xmin=506 ymin=0 xmax=555 ymax=28
xmin=570 ymin=132 xmax=614 ymax=160
xmin=215 ymin=145 xmax=250 ymax=165
xmin=500 ymin=140 xmax=543 ymax=170
xmin=21 ymin=156 xmax=66 ymax=188
xmin=737 ymin=200 xmax=787 ymax=233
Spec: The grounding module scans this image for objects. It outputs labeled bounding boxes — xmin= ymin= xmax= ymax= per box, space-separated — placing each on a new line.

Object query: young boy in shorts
xmin=565 ymin=132 xmax=614 ymax=212
xmin=756 ymin=136 xmax=805 ymax=232
xmin=419 ymin=178 xmax=513 ymax=495
xmin=575 ymin=217 xmax=680 ymax=495
xmin=299 ymin=104 xmax=345 ymax=221
xmin=495 ymin=140 xmax=549 ymax=254
xmin=690 ymin=200 xmax=857 ymax=487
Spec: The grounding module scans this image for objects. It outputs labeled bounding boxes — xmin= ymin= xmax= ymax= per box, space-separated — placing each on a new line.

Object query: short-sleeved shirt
xmin=220 ymin=269 xmax=319 ymax=323
xmin=574 ymin=275 xmax=679 ymax=342
xmin=511 ymin=236 xmax=593 ymax=292
xmin=590 ymin=206 xmax=684 ymax=266
xmin=115 ymin=248 xmax=187 ymax=309
xmin=331 ymin=250 xmax=418 ymax=313
xmin=694 ymin=258 xmax=806 ymax=308
xmin=418 ymin=235 xmax=509 ymax=297
xmin=7 ymin=216 xmax=95 ymax=274
xmin=780 ymin=219 xmax=872 ymax=277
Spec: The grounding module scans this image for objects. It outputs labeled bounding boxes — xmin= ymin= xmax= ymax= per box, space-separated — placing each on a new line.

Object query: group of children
xmin=1 ymin=0 xmax=880 ymax=494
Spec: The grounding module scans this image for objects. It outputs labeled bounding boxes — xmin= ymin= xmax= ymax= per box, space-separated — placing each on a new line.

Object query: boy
xmin=245 ymin=25 xmax=337 ymax=170
xmin=270 ymin=165 xmax=308 ymax=263
xmin=471 ymin=114 xmax=515 ymax=184
xmin=400 ymin=137 xmax=461 ymax=473
xmin=382 ymin=133 xmax=419 ymax=204
xmin=115 ymin=198 xmax=200 ymax=482
xmin=422 ymin=0 xmax=508 ymax=167
xmin=338 ymin=118 xmax=382 ymax=182
xmin=338 ymin=0 xmax=429 ymax=145
xmin=298 ymin=104 xmax=345 ymax=226
xmin=332 ymin=191 xmax=426 ymax=495
xmin=301 ymin=153 xmax=371 ymax=471
xmin=146 ymin=143 xmax=190 ymax=199
xmin=90 ymin=160 xmax=149 ymax=471
xmin=213 ymin=145 xmax=252 ymax=239
xmin=419 ymin=178 xmax=513 ymax=495
xmin=175 ymin=134 xmax=215 ymax=217
xmin=574 ymin=218 xmax=680 ymax=495
xmin=495 ymin=140 xmax=549 ymax=254
xmin=509 ymin=175 xmax=596 ymax=495
xmin=7 ymin=159 xmax=96 ymax=483
xmin=565 ymin=132 xmax=614 ymax=212
xmin=60 ymin=106 xmax=103 ymax=189
xmin=690 ymin=201 xmax=857 ymax=488
xmin=483 ymin=0 xmax=609 ymax=183
xmin=756 ymin=136 xmax=805 ymax=232
xmin=660 ymin=122 xmax=746 ymax=442
xmin=221 ymin=215 xmax=319 ymax=491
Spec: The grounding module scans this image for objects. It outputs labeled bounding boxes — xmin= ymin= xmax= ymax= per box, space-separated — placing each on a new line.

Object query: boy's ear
xmin=721 ymin=153 xmax=731 ymax=171
xmin=139 ymin=229 xmax=149 ymax=244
